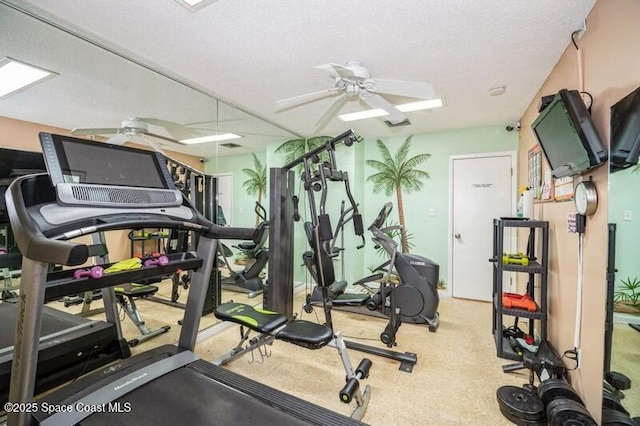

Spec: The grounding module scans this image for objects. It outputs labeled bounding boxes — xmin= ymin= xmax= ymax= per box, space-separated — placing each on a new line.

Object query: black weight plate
xmin=498 ymin=405 xmax=546 ymax=426
xmin=602 ymin=408 xmax=636 ymax=425
xmin=547 ymin=397 xmax=596 ymax=426
xmin=497 ymin=385 xmax=545 ymax=421
xmin=603 ymin=391 xmax=630 ymax=416
xmin=538 ymin=379 xmax=583 ymax=407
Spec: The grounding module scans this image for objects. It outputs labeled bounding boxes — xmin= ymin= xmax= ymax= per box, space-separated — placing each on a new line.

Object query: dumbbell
xmin=73 ymin=266 xmax=104 ymax=280
xmin=144 ymin=255 xmax=169 ymax=267
xmin=0 ymin=248 xmax=7 ymax=254
xmin=503 ymin=252 xmax=529 ymax=266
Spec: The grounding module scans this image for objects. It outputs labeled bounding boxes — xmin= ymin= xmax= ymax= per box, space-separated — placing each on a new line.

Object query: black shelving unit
xmin=491 ymin=218 xmax=549 ymax=363
xmin=129 ymin=229 xmax=169 ymax=257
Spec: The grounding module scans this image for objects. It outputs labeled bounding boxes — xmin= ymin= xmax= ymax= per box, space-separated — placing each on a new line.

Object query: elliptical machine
xmin=218 ymin=202 xmax=268 ymax=298
xmin=365 ymin=202 xmax=440 ymax=334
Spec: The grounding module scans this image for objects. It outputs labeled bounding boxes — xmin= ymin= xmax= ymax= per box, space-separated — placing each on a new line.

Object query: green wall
xmin=205 ymin=125 xmax=518 ymax=290
xmin=609 ymin=166 xmax=640 ymax=291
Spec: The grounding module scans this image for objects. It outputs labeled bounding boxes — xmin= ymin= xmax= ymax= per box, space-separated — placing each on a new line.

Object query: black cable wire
xmin=580 ymin=91 xmax=594 ymax=110
xmin=571 ymin=30 xmax=580 ymax=50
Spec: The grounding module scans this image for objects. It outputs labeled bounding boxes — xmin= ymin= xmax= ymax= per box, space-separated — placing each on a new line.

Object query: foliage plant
xmin=614 ymin=276 xmax=640 ymax=307
xmin=242 ymin=153 xmax=267 ymax=226
xmin=366 ymin=135 xmax=431 ymax=253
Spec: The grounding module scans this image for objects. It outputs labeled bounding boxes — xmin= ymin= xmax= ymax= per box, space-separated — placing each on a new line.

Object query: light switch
xmin=624 ymin=210 xmax=633 ymax=221
xmin=429 ymin=207 xmax=435 ymax=216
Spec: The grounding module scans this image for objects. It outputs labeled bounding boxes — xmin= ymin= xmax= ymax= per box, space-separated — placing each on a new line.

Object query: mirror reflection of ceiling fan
xmin=276 ymin=60 xmax=436 ymax=128
xmin=71 ymin=117 xmax=188 ymax=146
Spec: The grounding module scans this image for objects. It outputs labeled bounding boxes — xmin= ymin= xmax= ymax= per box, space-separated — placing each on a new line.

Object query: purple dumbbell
xmin=73 ymin=266 xmax=104 ymax=280
xmin=144 ymin=255 xmax=169 ymax=267
xmin=0 ymin=248 xmax=7 ymax=255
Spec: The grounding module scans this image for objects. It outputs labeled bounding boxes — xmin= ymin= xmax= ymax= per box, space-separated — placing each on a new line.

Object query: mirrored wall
xmin=0 ymin=2 xmax=295 ymax=333
xmin=607 ymin=131 xmax=640 ymax=417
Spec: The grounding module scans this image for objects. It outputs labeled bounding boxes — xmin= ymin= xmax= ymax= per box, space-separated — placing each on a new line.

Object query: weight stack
xmin=537 ymin=379 xmax=596 ymax=425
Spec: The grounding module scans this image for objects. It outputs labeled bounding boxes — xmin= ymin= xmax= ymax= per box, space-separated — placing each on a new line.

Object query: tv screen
xmin=0 ymin=148 xmax=46 ymax=224
xmin=39 ymin=133 xmax=174 ymax=189
xmin=532 ymin=89 xmax=607 ymax=178
xmin=610 ymin=86 xmax=640 ymax=173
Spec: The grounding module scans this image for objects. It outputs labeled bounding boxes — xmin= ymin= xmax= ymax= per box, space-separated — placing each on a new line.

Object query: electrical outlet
xmin=624 ymin=210 xmax=633 ymax=221
xmin=429 ymin=207 xmax=435 ymax=216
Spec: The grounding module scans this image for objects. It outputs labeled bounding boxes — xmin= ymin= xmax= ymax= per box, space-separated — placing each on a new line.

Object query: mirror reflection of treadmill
xmin=0 ymin=146 xmax=130 ymax=405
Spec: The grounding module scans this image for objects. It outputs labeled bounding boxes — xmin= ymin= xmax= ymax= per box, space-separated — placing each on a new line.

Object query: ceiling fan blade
xmin=276 ymin=87 xmax=342 ymax=111
xmin=316 ymin=93 xmax=349 ymax=129
xmin=370 ymin=79 xmax=435 ymax=100
xmin=139 ymin=118 xmax=189 ymax=138
xmin=361 ymin=93 xmax=406 ymax=124
xmin=315 ymin=63 xmax=355 ymax=78
xmin=71 ymin=127 xmax=120 ymax=136
xmin=146 ymin=132 xmax=187 ymax=145
xmin=140 ymin=135 xmax=166 ymax=155
xmin=106 ymin=134 xmax=128 ymax=145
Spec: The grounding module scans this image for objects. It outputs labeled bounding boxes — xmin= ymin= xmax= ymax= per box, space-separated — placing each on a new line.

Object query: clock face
xmin=574 ymin=181 xmax=597 ymax=215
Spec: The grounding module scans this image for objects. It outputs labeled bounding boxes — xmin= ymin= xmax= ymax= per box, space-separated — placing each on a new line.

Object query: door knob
xmin=454 ymin=233 xmax=461 ymax=239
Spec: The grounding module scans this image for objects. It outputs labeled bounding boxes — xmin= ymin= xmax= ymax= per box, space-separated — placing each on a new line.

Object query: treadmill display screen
xmin=40 ymin=133 xmax=174 ymax=189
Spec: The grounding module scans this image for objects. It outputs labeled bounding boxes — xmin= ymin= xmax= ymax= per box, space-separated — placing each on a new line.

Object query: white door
xmin=214 ymin=174 xmax=233 ymax=226
xmin=451 ymin=153 xmax=514 ymax=301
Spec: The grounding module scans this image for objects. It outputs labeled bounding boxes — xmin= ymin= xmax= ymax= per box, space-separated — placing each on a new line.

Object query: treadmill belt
xmin=0 ymin=303 xmax=86 ymax=348
xmin=79 ymin=367 xmax=311 ymax=426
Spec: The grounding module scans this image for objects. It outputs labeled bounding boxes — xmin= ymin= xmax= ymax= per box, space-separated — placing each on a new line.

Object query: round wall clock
xmin=574 ymin=180 xmax=598 ymax=216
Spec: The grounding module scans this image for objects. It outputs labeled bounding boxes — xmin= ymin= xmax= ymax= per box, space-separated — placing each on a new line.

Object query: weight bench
xmin=213 ymin=301 xmax=372 ymax=420
xmin=114 ymin=283 xmax=171 ymax=347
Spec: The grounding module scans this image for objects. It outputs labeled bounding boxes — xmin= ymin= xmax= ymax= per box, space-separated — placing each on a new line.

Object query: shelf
xmin=495 ymin=218 xmax=549 ymax=228
xmin=43 ymin=252 xmax=202 ymax=301
xmin=492 ymin=219 xmax=548 ymax=363
xmin=493 ymin=261 xmax=544 ymax=274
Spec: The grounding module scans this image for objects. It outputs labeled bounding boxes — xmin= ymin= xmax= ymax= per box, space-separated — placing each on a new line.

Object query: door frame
xmin=211 ymin=172 xmax=233 ymax=226
xmin=446 ymin=151 xmax=518 ymax=298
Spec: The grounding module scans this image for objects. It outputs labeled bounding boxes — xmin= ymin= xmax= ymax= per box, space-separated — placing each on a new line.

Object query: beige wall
xmin=518 ymin=0 xmax=640 ymax=421
xmin=0 ymin=115 xmax=204 ymax=261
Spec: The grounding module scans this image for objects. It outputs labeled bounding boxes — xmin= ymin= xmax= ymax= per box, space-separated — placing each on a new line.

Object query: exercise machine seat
xmin=114 ymin=283 xmax=158 ymax=297
xmin=214 ymin=302 xmax=287 ymax=333
xmin=277 ymin=320 xmax=333 ymax=349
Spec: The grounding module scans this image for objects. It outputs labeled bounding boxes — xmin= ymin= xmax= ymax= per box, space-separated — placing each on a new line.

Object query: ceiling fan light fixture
xmin=175 ymin=0 xmax=217 ymax=12
xmin=179 ymin=133 xmax=241 ymax=144
xmin=0 ymin=57 xmax=57 ymax=99
xmin=339 ymin=108 xmax=389 ymax=122
xmin=396 ymin=98 xmax=445 ymax=112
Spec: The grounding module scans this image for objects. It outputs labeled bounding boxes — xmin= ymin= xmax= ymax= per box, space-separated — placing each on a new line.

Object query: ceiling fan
xmin=71 ymin=117 xmax=187 ymax=146
xmin=276 ymin=60 xmax=435 ymax=128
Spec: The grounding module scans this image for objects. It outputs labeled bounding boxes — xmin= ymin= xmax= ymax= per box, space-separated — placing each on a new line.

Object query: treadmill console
xmin=39 ymin=132 xmax=182 ymax=208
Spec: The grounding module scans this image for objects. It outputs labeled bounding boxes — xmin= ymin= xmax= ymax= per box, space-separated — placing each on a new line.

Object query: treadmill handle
xmin=209 ymin=224 xmax=259 ymax=242
xmin=6 ymin=176 xmax=89 ymax=266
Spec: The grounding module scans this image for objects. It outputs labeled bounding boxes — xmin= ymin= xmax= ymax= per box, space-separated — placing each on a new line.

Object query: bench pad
xmin=277 ymin=320 xmax=333 ymax=349
xmin=214 ymin=302 xmax=287 ymax=333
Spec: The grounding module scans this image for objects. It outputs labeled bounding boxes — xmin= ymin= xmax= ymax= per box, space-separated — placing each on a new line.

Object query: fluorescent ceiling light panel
xmin=396 ymin=98 xmax=444 ymax=112
xmin=339 ymin=109 xmax=389 ymax=122
xmin=0 ymin=57 xmax=57 ymax=99
xmin=175 ymin=0 xmax=218 ymax=11
xmin=180 ymin=133 xmax=241 ymax=144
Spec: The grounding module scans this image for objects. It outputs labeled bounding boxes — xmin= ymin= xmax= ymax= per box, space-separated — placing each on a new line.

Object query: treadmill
xmin=0 ymin=148 xmax=130 ymax=405
xmin=6 ymin=133 xmax=363 ymax=426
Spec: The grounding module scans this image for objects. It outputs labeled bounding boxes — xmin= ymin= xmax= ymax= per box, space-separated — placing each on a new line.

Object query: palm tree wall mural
xmin=366 ymin=135 xmax=431 ymax=253
xmin=242 ymin=153 xmax=267 ymax=226
xmin=274 ymin=136 xmax=332 ymax=173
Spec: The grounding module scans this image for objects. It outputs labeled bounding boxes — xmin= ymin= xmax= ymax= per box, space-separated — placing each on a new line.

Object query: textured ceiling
xmin=0 ymin=0 xmax=596 ymax=156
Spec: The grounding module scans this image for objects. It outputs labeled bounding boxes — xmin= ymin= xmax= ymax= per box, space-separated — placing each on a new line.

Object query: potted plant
xmin=614 ymin=276 xmax=640 ymax=314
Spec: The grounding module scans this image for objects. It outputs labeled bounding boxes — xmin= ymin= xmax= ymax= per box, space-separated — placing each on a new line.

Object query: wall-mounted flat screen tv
xmin=610 ymin=86 xmax=640 ymax=173
xmin=532 ymin=89 xmax=607 ymax=178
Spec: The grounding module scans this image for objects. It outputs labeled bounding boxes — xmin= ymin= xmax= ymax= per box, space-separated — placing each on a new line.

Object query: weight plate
xmin=497 ymin=385 xmax=545 ymax=421
xmin=547 ymin=397 xmax=596 ymax=426
xmin=602 ymin=408 xmax=636 ymax=425
xmin=498 ymin=405 xmax=546 ymax=426
xmin=538 ymin=379 xmax=583 ymax=407
xmin=602 ymin=391 xmax=630 ymax=416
